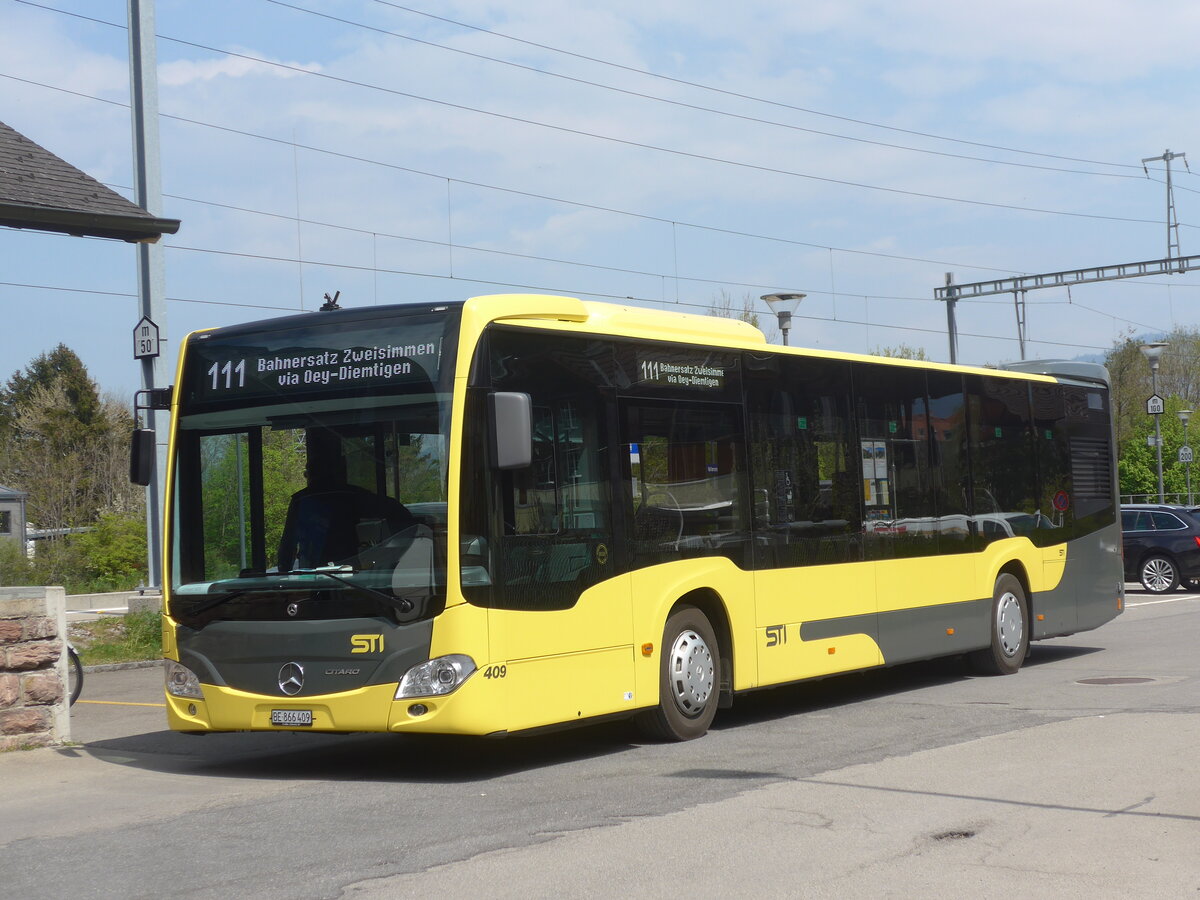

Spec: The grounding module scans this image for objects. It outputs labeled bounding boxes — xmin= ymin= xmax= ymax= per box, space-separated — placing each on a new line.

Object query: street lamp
xmin=1141 ymin=341 xmax=1168 ymax=503
xmin=1179 ymin=408 xmax=1193 ymax=505
xmin=760 ymin=293 xmax=806 ymax=346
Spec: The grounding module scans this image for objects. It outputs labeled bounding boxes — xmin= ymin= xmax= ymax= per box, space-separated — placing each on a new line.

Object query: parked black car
xmin=1120 ymin=504 xmax=1200 ymax=593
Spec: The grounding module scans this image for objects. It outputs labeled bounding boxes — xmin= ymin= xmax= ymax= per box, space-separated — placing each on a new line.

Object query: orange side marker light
xmin=827 ymin=646 xmax=836 ymax=655
xmin=946 ymin=628 xmax=955 ymax=636
xmin=641 ymin=643 xmax=654 ymax=657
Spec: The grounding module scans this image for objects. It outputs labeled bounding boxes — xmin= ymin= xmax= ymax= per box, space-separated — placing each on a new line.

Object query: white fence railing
xmin=1120 ymin=494 xmax=1197 ymax=506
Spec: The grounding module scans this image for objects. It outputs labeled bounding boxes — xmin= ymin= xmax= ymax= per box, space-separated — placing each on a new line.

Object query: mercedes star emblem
xmin=278 ymin=662 xmax=304 ymax=696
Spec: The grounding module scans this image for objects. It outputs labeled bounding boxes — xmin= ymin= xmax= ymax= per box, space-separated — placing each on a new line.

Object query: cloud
xmin=159 ymin=52 xmax=322 ymax=87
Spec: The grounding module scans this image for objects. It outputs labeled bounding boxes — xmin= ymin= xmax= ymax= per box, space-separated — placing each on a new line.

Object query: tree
xmin=0 ymin=347 xmax=147 ymax=590
xmin=1104 ymin=326 xmax=1200 ymax=449
xmin=1117 ymin=392 xmax=1198 ymax=501
xmin=94 ymin=391 xmax=144 ymax=516
xmin=4 ymin=382 xmax=96 ymax=532
xmin=0 ymin=355 xmax=142 ymax=528
xmin=708 ymin=290 xmax=773 ymax=339
xmin=1100 ymin=326 xmax=1200 ymax=499
xmin=872 ymin=343 xmax=929 ymax=360
xmin=0 ymin=344 xmax=101 ymax=444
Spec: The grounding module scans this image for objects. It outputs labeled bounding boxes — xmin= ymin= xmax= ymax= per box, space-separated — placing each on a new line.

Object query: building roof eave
xmin=0 ymin=201 xmax=180 ymax=244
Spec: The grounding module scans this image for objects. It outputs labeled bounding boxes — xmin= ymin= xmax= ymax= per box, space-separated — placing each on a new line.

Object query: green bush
xmin=0 ymin=538 xmax=33 ymax=586
xmin=72 ymin=511 xmax=147 ymax=592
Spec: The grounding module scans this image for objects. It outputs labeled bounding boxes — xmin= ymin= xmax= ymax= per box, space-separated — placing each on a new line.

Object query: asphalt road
xmin=3 ymin=586 xmax=1198 ymax=899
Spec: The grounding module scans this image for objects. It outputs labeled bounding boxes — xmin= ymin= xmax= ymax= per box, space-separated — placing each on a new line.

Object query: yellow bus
xmin=138 ymin=293 xmax=1123 ymax=741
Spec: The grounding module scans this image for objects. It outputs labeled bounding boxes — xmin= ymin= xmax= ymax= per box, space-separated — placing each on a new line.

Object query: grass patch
xmin=70 ymin=610 xmax=162 ymax=665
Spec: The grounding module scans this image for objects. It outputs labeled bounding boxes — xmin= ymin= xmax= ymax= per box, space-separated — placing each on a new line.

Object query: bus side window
xmin=623 ymin=399 xmax=749 ymax=568
xmin=854 ymin=363 xmax=936 ymax=560
xmin=745 ymin=355 xmax=860 ymax=569
xmin=964 ymin=374 xmax=1038 ymax=549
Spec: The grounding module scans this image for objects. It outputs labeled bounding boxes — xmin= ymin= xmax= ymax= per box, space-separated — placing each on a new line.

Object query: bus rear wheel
xmin=969 ymin=574 xmax=1028 ymax=676
xmin=636 ymin=606 xmax=720 ymax=741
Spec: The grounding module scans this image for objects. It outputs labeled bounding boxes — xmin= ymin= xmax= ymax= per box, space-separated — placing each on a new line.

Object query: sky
xmin=3 ymin=0 xmax=1200 ymax=396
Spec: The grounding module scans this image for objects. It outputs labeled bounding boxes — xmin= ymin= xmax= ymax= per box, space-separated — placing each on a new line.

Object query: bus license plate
xmin=271 ymin=709 xmax=313 ymax=727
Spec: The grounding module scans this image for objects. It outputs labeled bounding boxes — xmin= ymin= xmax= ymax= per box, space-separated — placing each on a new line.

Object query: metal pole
xmin=1013 ymin=289 xmax=1027 ymax=360
xmin=1152 ymin=366 xmax=1165 ymax=503
xmin=129 ymin=0 xmax=168 ymax=591
xmin=1187 ymin=420 xmax=1192 ymax=505
xmin=1166 ymin=151 xmax=1174 ymax=261
xmin=1181 ymin=412 xmax=1193 ymax=506
xmin=944 ymin=272 xmax=958 ymax=364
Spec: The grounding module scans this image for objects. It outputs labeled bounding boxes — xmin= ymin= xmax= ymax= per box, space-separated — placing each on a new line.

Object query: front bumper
xmin=165 ymin=675 xmax=503 ymax=735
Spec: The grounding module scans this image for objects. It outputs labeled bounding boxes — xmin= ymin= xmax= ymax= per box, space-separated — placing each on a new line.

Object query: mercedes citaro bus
xmin=132 ymin=294 xmax=1123 ymax=741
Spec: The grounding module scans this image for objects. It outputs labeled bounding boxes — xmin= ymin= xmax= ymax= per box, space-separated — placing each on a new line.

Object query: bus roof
xmin=178 ymin=293 xmax=1107 ymax=388
xmin=466 ymin=294 xmax=1099 ymax=385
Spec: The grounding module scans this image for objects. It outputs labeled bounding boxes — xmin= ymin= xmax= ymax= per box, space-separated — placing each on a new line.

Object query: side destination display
xmin=184 ymin=311 xmax=453 ymax=408
xmin=637 ymin=351 xmax=728 ymax=391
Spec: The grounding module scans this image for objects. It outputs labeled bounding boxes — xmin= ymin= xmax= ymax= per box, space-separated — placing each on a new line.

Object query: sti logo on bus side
xmin=351 ymin=634 xmax=384 ymax=654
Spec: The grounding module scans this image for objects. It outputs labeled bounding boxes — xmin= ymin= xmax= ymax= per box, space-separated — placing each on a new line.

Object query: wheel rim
xmin=667 ymin=628 xmax=714 ymax=717
xmin=996 ymin=591 xmax=1024 ymax=658
xmin=1143 ymin=558 xmax=1175 ymax=592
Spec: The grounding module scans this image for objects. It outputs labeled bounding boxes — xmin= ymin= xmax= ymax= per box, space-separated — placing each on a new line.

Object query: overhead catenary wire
xmin=263 ymin=0 xmax=1140 ymax=182
xmin=2 ymin=0 xmax=1192 ymax=352
xmin=0 ymin=279 xmax=1125 ymax=354
xmin=360 ymin=0 xmax=1151 ymax=172
xmin=2 ymin=67 xmax=1195 ymax=335
xmin=4 ymin=1 xmax=1179 ymax=227
xmin=0 ymin=71 xmax=1127 ymax=277
xmin=10 ymin=66 xmax=1198 ymax=317
xmin=1 ymin=68 xmax=1191 ymax=336
xmin=13 ymin=0 xmax=1149 ymax=175
xmin=6 ymin=67 xmax=1197 ymax=283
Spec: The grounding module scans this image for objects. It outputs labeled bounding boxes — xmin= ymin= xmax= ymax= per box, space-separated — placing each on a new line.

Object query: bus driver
xmin=276 ymin=430 xmax=414 ymax=572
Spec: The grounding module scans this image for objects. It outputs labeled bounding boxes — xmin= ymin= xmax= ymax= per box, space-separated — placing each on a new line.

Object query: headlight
xmin=396 ymin=654 xmax=476 ymax=698
xmin=164 ymin=660 xmax=204 ymax=699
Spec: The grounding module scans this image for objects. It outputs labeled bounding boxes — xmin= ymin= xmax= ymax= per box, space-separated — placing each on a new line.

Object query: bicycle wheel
xmin=67 ymin=645 xmax=83 ymax=706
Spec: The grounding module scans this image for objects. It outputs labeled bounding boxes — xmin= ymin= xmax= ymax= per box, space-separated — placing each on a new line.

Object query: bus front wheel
xmin=969 ymin=574 xmax=1028 ymax=676
xmin=637 ymin=606 xmax=720 ymax=741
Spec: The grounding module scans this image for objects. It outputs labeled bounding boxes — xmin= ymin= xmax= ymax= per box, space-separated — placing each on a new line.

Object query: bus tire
xmin=636 ymin=606 xmax=720 ymax=741
xmin=969 ymin=574 xmax=1028 ymax=676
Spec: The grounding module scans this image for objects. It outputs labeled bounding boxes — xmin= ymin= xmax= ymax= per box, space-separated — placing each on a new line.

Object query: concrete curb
xmin=81 ymin=659 xmax=161 ymax=674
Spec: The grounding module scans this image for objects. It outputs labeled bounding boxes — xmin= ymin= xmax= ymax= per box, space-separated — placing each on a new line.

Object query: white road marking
xmin=1126 ymin=594 xmax=1200 ymax=608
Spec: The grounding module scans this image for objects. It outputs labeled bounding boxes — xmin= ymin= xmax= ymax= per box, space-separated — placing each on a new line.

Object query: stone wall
xmin=0 ymin=586 xmax=69 ymax=750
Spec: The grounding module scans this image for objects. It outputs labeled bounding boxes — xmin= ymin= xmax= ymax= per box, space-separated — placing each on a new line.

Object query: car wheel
xmin=1139 ymin=554 xmax=1179 ymax=593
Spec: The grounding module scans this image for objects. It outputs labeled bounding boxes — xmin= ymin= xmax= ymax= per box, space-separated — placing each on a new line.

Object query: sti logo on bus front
xmin=350 ymin=634 xmax=384 ymax=654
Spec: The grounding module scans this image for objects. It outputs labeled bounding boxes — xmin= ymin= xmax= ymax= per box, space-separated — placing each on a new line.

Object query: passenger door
xmin=480 ymin=329 xmax=635 ymax=729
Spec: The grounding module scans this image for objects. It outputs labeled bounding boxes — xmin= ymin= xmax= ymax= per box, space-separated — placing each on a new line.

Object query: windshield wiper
xmin=288 ymin=565 xmax=415 ymax=614
xmin=181 ymin=566 xmax=416 ymax=618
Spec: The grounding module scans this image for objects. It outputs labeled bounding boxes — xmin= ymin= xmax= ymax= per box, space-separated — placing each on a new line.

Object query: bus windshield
xmin=168 ymin=306 xmax=458 ymax=625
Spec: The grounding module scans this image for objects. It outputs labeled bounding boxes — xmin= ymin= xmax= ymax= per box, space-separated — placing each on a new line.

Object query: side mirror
xmin=130 ymin=386 xmax=172 ymax=486
xmin=489 ymin=392 xmax=532 ymax=470
xmin=130 ymin=429 xmax=155 ymax=486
